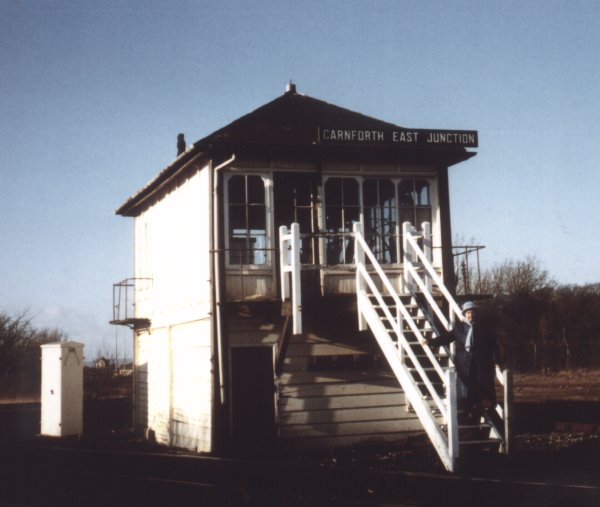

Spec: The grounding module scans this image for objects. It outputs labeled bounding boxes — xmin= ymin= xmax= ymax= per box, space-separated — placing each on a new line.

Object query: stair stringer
xmin=358 ymin=290 xmax=455 ymax=471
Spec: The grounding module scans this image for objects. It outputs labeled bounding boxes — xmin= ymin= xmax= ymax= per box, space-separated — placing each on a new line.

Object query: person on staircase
xmin=428 ymin=301 xmax=502 ymax=426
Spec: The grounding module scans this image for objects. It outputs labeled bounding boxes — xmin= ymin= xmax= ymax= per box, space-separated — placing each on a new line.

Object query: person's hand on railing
xmin=423 ymin=335 xmax=437 ymax=348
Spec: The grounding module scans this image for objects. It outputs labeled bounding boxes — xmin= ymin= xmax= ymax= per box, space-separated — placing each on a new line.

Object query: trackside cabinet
xmin=40 ymin=341 xmax=84 ymax=437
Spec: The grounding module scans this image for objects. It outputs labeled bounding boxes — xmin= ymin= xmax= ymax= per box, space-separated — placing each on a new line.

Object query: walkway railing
xmin=110 ymin=278 xmax=153 ymax=329
xmin=402 ymin=222 xmax=463 ymax=331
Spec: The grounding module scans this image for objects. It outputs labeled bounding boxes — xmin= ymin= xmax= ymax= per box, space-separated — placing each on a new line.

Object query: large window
xmin=324 ymin=178 xmax=360 ymax=264
xmin=398 ymin=179 xmax=432 ymax=227
xmin=323 ymin=177 xmax=433 ymax=266
xmin=227 ymin=175 xmax=268 ymax=266
xmin=363 ymin=178 xmax=397 ymax=263
xmin=225 ymin=173 xmax=433 ymax=268
xmin=274 ymin=173 xmax=318 ymax=264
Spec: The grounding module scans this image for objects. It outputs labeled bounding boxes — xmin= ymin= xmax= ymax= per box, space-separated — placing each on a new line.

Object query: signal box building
xmin=112 ymin=84 xmax=509 ymax=472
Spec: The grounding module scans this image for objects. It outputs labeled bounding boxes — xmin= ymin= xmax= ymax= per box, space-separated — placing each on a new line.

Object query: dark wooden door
xmin=230 ymin=346 xmax=276 ymax=455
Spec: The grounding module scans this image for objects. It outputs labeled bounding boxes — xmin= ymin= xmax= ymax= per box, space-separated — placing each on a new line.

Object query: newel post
xmin=422 ymin=221 xmax=433 ymax=293
xmin=446 ymin=367 xmax=459 ymax=470
xmin=279 ymin=224 xmax=302 ymax=334
xmin=354 ymin=222 xmax=367 ymax=331
xmin=402 ymin=222 xmax=414 ymax=295
xmin=503 ymin=368 xmax=513 ymax=454
xmin=279 ymin=225 xmax=290 ymax=300
xmin=290 ymin=223 xmax=302 ymax=334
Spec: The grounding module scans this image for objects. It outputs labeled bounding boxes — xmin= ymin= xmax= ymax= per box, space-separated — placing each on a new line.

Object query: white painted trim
xmin=279 ymin=223 xmax=302 ymax=334
xmin=320 ymin=174 xmax=440 ymax=268
xmin=222 ymin=171 xmax=274 ymax=270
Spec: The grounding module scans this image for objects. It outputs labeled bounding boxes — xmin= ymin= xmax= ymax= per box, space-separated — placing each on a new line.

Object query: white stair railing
xmin=354 ymin=222 xmax=459 ymax=472
xmin=403 ymin=221 xmax=463 ymax=332
xmin=279 ymin=223 xmax=302 ymax=334
xmin=403 ymin=221 xmax=511 ymax=455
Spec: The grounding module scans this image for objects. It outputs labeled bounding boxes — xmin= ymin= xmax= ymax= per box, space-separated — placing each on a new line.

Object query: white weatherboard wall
xmin=134 ymin=166 xmax=212 ymax=327
xmin=135 ymin=321 xmax=213 ymax=451
xmin=41 ymin=342 xmax=84 ymax=437
xmin=133 ymin=166 xmax=213 ymax=452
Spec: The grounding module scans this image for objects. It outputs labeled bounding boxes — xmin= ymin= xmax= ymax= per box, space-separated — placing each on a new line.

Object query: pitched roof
xmin=116 ymin=86 xmax=476 ymax=216
xmin=192 ymin=86 xmax=400 ymax=148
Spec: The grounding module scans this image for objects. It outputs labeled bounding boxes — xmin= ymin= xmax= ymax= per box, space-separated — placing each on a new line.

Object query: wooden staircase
xmin=354 ymin=222 xmax=511 ymax=472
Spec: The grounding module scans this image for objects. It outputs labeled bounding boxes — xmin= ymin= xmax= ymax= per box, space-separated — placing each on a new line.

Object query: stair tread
xmin=458 ymin=423 xmax=492 ymax=430
xmin=460 ymin=438 xmax=503 ymax=445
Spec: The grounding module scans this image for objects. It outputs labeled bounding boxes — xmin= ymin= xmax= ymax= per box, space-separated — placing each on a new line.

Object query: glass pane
xmin=383 ymin=206 xmax=397 ymax=231
xmin=297 ymin=208 xmax=312 ymax=234
xmin=293 ymin=178 xmax=313 ymax=207
xmin=365 ymin=207 xmax=379 ymax=235
xmin=228 ymin=175 xmax=268 ymax=265
xmin=416 ymin=207 xmax=432 ymax=227
xmin=300 ymin=240 xmax=313 ymax=264
xmin=247 ymin=175 xmax=265 ymax=204
xmin=379 ymin=179 xmax=395 ymax=205
xmin=385 ymin=237 xmax=397 ymax=263
xmin=344 ymin=205 xmax=360 ymax=230
xmin=325 ymin=178 xmax=358 ymax=265
xmin=325 ymin=178 xmax=342 ymax=206
xmin=363 ymin=179 xmax=378 ymax=206
xmin=229 ymin=205 xmax=246 ymax=232
xmin=343 ymin=178 xmax=359 ymax=205
xmin=343 ymin=235 xmax=355 ymax=263
xmin=248 ymin=205 xmax=266 ymax=230
xmin=414 ymin=180 xmax=430 ymax=206
xmin=398 ymin=180 xmax=415 ymax=207
xmin=363 ymin=179 xmax=396 ymax=264
xmin=251 ymin=232 xmax=267 ymax=265
xmin=399 ymin=207 xmax=415 ymax=226
xmin=228 ymin=175 xmax=245 ymax=204
xmin=325 ymin=207 xmax=341 ymax=231
xmin=229 ymin=205 xmax=247 ymax=265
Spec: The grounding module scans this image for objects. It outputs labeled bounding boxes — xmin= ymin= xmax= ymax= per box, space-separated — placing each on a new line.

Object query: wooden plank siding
xmin=170 ymin=322 xmax=213 ymax=452
xmin=278 ymin=339 xmax=424 ymax=449
xmin=132 ymin=166 xmax=214 ymax=453
xmin=226 ymin=301 xmax=427 ymax=451
xmin=321 ymin=270 xmax=405 ymax=296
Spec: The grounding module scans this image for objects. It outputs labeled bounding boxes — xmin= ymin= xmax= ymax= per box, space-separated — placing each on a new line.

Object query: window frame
xmin=223 ymin=171 xmax=274 ymax=270
xmin=320 ymin=174 xmax=439 ymax=267
xmin=322 ymin=176 xmax=363 ymax=266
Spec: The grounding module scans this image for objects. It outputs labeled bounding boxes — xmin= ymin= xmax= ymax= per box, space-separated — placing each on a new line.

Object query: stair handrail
xmin=403 ymin=222 xmax=464 ymax=331
xmin=404 ymin=222 xmax=512 ymax=455
xmin=354 ymin=222 xmax=459 ymax=471
xmin=354 ymin=223 xmax=450 ymax=420
xmin=356 ymin=263 xmax=448 ymax=417
xmin=495 ymin=366 xmax=513 ymax=454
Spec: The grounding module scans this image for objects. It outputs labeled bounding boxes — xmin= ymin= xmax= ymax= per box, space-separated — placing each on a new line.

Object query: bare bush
xmin=471 ymin=258 xmax=600 ymax=372
xmin=478 ymin=256 xmax=555 ymax=296
xmin=0 ymin=311 xmax=67 ymax=398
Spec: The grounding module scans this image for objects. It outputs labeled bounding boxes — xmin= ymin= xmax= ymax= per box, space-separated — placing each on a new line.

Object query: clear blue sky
xmin=1 ymin=0 xmax=599 ymax=358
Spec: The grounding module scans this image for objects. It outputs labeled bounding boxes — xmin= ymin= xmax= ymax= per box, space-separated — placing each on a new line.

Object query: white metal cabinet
xmin=40 ymin=342 xmax=84 ymax=437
